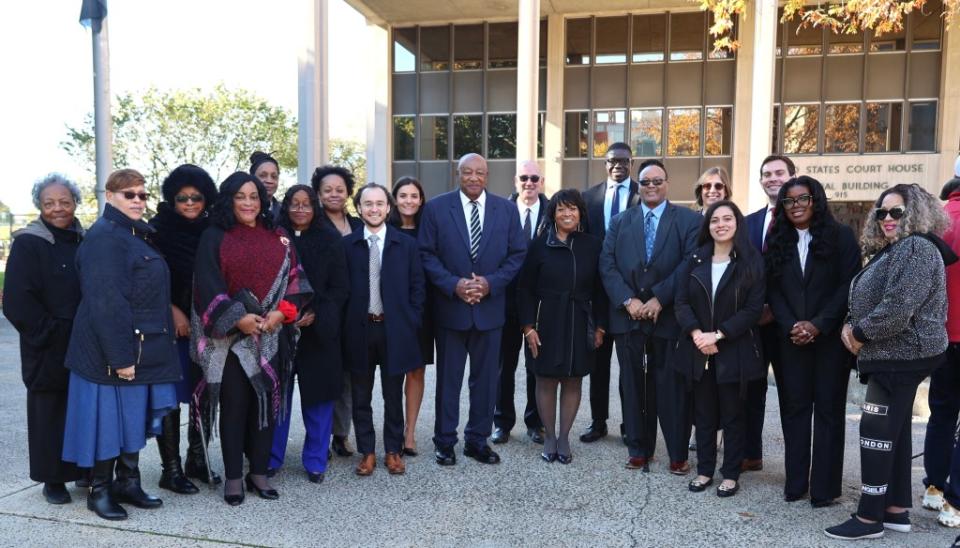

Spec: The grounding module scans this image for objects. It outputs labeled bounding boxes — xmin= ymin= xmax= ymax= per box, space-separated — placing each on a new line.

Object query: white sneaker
xmin=924 ymin=485 xmax=945 ymax=511
xmin=940 ymin=501 xmax=960 ymax=528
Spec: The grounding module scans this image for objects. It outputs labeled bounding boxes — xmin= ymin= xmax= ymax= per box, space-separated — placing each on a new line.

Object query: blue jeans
xmin=924 ymin=343 xmax=960 ymax=507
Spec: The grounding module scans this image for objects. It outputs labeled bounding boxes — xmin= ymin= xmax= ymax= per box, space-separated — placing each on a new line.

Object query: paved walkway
xmin=0 ymin=316 xmax=955 ymax=547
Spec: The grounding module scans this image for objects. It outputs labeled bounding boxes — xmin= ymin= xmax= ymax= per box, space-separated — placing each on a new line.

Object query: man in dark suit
xmin=343 ymin=183 xmax=425 ymax=477
xmin=492 ymin=160 xmax=548 ymax=445
xmin=580 ymin=142 xmax=639 ymax=443
xmin=419 ymin=153 xmax=528 ymax=465
xmin=742 ymin=154 xmax=796 ymax=472
xmin=599 ymin=159 xmax=700 ymax=473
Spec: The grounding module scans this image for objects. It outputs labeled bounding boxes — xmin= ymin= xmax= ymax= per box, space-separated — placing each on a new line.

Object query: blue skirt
xmin=62 ymin=372 xmax=179 ymax=467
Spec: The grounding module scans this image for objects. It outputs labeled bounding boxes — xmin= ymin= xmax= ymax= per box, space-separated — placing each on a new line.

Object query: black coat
xmin=3 ymin=219 xmax=83 ymax=391
xmin=147 ymin=202 xmax=209 ymax=315
xmin=398 ymin=225 xmax=434 ymax=365
xmin=674 ymin=244 xmax=765 ymax=385
xmin=65 ymin=204 xmax=181 ymax=385
xmin=517 ymin=229 xmax=607 ymax=377
xmin=583 ymin=179 xmax=640 ymax=241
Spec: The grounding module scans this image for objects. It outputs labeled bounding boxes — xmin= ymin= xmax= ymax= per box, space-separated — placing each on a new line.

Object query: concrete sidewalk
xmin=0 ymin=316 xmax=955 ymax=547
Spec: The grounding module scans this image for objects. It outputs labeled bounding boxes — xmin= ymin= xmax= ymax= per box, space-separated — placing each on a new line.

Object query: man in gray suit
xmin=599 ymin=159 xmax=700 ymax=473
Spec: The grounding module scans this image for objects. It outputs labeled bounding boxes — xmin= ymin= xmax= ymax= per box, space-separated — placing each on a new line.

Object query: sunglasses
xmin=700 ymin=182 xmax=725 ymax=192
xmin=120 ymin=191 xmax=150 ymax=201
xmin=518 ymin=175 xmax=541 ymax=183
xmin=174 ymin=193 xmax=204 ymax=204
xmin=781 ymin=194 xmax=813 ymax=208
xmin=639 ymin=177 xmax=666 ymax=187
xmin=874 ymin=206 xmax=906 ymax=221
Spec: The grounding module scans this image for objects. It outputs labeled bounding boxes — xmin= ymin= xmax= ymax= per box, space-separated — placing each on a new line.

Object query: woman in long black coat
xmin=517 ymin=189 xmax=606 ymax=464
xmin=3 ymin=174 xmax=84 ymax=505
xmin=674 ymin=200 xmax=765 ymax=497
xmin=269 ymin=185 xmax=349 ymax=484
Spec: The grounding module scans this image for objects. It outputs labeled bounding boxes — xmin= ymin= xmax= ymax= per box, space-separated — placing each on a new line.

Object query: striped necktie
xmin=469 ymin=200 xmax=482 ymax=262
xmin=367 ymin=234 xmax=383 ymax=315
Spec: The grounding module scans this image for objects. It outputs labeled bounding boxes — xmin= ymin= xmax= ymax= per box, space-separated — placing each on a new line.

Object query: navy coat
xmin=745 ymin=206 xmax=768 ymax=251
xmin=342 ymin=226 xmax=425 ymax=376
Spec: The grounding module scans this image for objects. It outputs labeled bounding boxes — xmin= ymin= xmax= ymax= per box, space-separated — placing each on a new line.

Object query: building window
xmin=489 ymin=22 xmax=518 ymax=68
xmin=705 ymin=107 xmax=733 ymax=156
xmin=786 ymin=18 xmax=822 ymax=56
xmin=454 ymin=24 xmax=484 ymax=70
xmin=912 ymin=0 xmax=943 ymax=50
xmin=453 ymin=115 xmax=482 ymax=158
xmin=865 ymin=102 xmax=903 ymax=153
xmin=824 ymin=103 xmax=860 ymax=153
xmin=593 ymin=110 xmax=626 ymax=157
xmin=829 ymin=29 xmax=864 ymax=54
xmin=630 ymin=109 xmax=663 ymax=156
xmin=564 ymin=111 xmax=589 ymax=158
xmin=907 ymin=101 xmax=937 ymax=151
xmin=393 ymin=116 xmax=415 ymax=160
xmin=869 ymin=26 xmax=906 ymax=52
xmin=782 ymin=104 xmax=819 ymax=154
xmin=488 ymin=114 xmax=517 ymax=159
xmin=566 ymin=18 xmax=591 ymax=65
xmin=420 ymin=115 xmax=448 ymax=160
xmin=632 ymin=14 xmax=666 ymax=63
xmin=393 ymin=27 xmax=417 ymax=73
xmin=420 ymin=26 xmax=450 ymax=72
xmin=772 ymin=104 xmax=781 ymax=153
xmin=670 ymin=12 xmax=705 ymax=61
xmin=667 ymin=108 xmax=701 ymax=156
xmin=595 ymin=16 xmax=628 ymax=64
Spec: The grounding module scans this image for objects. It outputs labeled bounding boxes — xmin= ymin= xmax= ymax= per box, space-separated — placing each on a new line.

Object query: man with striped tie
xmin=419 ymin=153 xmax=528 ymax=466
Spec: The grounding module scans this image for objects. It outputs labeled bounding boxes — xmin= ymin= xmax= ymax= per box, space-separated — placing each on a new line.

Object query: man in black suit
xmin=580 ymin=142 xmax=639 ymax=443
xmin=742 ymin=154 xmax=796 ymax=472
xmin=492 ymin=160 xmax=548 ymax=445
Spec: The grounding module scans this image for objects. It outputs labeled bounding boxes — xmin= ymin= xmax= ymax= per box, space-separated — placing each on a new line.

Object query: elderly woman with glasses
xmin=693 ymin=167 xmax=732 ymax=213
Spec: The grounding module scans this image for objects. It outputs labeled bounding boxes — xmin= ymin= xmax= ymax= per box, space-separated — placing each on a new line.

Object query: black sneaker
xmin=824 ymin=516 xmax=884 ymax=540
xmin=883 ymin=510 xmax=910 ymax=533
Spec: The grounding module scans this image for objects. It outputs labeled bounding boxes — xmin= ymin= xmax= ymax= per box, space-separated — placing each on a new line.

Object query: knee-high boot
xmin=111 ymin=452 xmax=163 ymax=509
xmin=87 ymin=458 xmax=126 ymax=521
xmin=157 ymin=409 xmax=199 ymax=494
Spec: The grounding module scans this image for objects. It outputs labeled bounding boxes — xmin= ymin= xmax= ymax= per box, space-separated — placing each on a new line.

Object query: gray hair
xmin=861 ymin=183 xmax=950 ymax=257
xmin=31 ymin=173 xmax=82 ymax=210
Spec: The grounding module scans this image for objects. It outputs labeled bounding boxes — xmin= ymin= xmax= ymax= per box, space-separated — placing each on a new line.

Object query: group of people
xmin=6 ymin=145 xmax=960 ymax=542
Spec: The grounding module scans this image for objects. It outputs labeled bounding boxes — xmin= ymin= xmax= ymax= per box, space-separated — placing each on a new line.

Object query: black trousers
xmin=779 ymin=340 xmax=850 ymax=501
xmin=352 ymin=322 xmax=405 ymax=455
xmin=588 ymin=335 xmax=621 ymax=424
xmin=219 ymin=356 xmax=275 ymax=480
xmin=616 ymin=332 xmax=689 ymax=461
xmin=694 ymin=366 xmax=744 ymax=481
xmin=924 ymin=344 xmax=960 ymax=508
xmin=494 ymin=315 xmax=541 ymax=432
xmin=26 ymin=390 xmax=78 ymax=483
xmin=744 ymin=325 xmax=779 ymax=461
xmin=856 ymin=371 xmax=926 ymax=521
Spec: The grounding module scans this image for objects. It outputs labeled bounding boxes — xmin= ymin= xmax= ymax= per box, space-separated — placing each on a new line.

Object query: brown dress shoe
xmin=741 ymin=458 xmax=763 ymax=472
xmin=625 ymin=456 xmax=649 ymax=470
xmin=385 ymin=453 xmax=406 ymax=475
xmin=669 ymin=461 xmax=691 ymax=475
xmin=356 ymin=454 xmax=376 ymax=476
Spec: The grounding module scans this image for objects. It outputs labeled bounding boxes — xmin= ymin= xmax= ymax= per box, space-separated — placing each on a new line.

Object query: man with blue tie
xmin=419 ymin=153 xmax=528 ymax=465
xmin=599 ymin=159 xmax=700 ymax=473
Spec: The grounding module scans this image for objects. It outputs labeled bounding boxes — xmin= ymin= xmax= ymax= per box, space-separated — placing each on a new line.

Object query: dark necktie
xmin=644 ymin=210 xmax=656 ymax=259
xmin=609 ymin=184 xmax=622 ymax=227
xmin=523 ymin=207 xmax=532 ymax=242
xmin=762 ymin=208 xmax=775 ymax=253
xmin=469 ymin=200 xmax=482 ymax=262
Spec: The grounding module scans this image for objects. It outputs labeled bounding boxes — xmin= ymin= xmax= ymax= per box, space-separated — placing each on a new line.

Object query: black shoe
xmin=463 ymin=444 xmax=501 ymax=464
xmin=435 ymin=446 xmax=457 ymax=466
xmin=579 ymin=422 xmax=608 ymax=443
xmin=527 ymin=427 xmax=545 ymax=444
xmin=245 ymin=474 xmax=279 ymax=500
xmin=688 ymin=477 xmax=714 ymax=492
xmin=402 ymin=447 xmax=418 ymax=457
xmin=157 ymin=409 xmax=199 ymax=495
xmin=87 ymin=485 xmax=127 ymax=520
xmin=111 ymin=479 xmax=163 ymax=509
xmin=811 ymin=498 xmax=837 ymax=508
xmin=882 ymin=511 xmax=910 ymax=533
xmin=308 ymin=471 xmax=325 ymax=484
xmin=223 ymin=485 xmax=245 ymax=506
xmin=490 ymin=428 xmax=510 ymax=444
xmin=184 ymin=458 xmax=222 ymax=485
xmin=541 ymin=452 xmax=557 ymax=463
xmin=43 ymin=482 xmax=71 ymax=505
xmin=717 ymin=481 xmax=739 ymax=498
xmin=824 ymin=516 xmax=884 ymax=540
xmin=557 ymin=454 xmax=573 ymax=465
xmin=784 ymin=492 xmax=806 ymax=502
xmin=331 ymin=435 xmax=354 ymax=457
xmin=158 ymin=469 xmax=199 ymax=495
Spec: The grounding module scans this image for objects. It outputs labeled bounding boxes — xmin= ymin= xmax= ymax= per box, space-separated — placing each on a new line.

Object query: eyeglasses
xmin=700 ymin=182 xmax=725 ymax=192
xmin=780 ymin=194 xmax=813 ymax=208
xmin=518 ymin=175 xmax=541 ymax=183
xmin=639 ymin=177 xmax=666 ymax=187
xmin=605 ymin=158 xmax=630 ymax=166
xmin=289 ymin=203 xmax=313 ymax=211
xmin=121 ymin=191 xmax=149 ymax=201
xmin=874 ymin=206 xmax=906 ymax=221
xmin=174 ymin=193 xmax=204 ymax=204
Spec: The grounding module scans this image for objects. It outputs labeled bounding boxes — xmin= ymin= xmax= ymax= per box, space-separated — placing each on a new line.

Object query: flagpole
xmin=91 ymin=17 xmax=112 ymax=215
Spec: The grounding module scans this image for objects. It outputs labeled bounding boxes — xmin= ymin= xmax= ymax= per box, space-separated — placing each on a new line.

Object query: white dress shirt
xmin=363 ymin=225 xmax=385 ymax=266
xmin=603 ymin=177 xmax=632 ymax=229
xmin=796 ymin=228 xmax=812 ymax=274
xmin=761 ymin=205 xmax=776 ymax=246
xmin=460 ymin=190 xmax=486 ymax=234
xmin=517 ymin=197 xmax=540 ymax=240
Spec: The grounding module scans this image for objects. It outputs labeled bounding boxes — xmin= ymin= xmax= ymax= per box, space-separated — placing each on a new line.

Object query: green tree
xmin=328 ymin=138 xmax=367 ymax=184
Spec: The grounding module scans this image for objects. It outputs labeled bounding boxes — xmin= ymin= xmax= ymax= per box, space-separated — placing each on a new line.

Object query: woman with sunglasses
xmin=62 ymin=169 xmax=181 ymax=520
xmin=147 ymin=164 xmax=220 ymax=494
xmin=694 ymin=167 xmax=731 ymax=213
xmin=765 ymin=176 xmax=860 ymax=508
xmin=825 ymin=184 xmax=955 ymax=540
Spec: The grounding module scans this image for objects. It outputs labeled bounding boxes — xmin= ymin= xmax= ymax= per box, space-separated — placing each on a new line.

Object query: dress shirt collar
xmin=460 ymin=190 xmax=487 ymax=208
xmin=640 ymin=199 xmax=668 ymax=218
xmin=363 ymin=224 xmax=386 ymax=241
xmin=607 ymin=177 xmax=631 ymax=191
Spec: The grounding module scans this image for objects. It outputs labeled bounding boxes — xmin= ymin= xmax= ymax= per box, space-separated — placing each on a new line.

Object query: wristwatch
xmin=715 ymin=331 xmax=725 ymax=341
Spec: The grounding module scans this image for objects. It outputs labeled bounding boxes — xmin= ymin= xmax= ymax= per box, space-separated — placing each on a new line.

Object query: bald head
xmin=457 ymin=153 xmax=488 ymax=200
xmin=515 ymin=160 xmax=543 ymax=206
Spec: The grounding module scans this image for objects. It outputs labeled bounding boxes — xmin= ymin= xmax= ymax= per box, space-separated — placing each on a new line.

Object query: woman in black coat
xmin=3 ymin=174 xmax=84 ymax=505
xmin=765 ymin=176 xmax=861 ymax=507
xmin=517 ymin=189 xmax=606 ymax=464
xmin=269 ymin=185 xmax=349 ymax=484
xmin=674 ymin=200 xmax=764 ymax=497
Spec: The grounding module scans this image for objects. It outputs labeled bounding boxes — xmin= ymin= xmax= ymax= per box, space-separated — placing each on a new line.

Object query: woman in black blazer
xmin=675 ymin=200 xmax=765 ymax=497
xmin=765 ymin=176 xmax=861 ymax=507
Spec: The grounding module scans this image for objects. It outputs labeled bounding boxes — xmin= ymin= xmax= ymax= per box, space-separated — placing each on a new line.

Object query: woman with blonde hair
xmin=694 ymin=167 xmax=731 ymax=212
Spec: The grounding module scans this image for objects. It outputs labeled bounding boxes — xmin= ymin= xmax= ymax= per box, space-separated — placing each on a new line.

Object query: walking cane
xmin=641 ymin=337 xmax=650 ymax=473
xmin=194 ymin=400 xmax=216 ymax=488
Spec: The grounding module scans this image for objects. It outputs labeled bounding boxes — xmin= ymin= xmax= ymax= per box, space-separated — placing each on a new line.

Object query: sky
xmin=0 ymin=0 xmax=369 ymax=213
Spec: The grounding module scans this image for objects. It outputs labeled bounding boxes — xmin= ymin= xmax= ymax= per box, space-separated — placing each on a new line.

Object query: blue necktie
xmin=608 ymin=184 xmax=622 ymax=229
xmin=644 ymin=210 xmax=656 ymax=259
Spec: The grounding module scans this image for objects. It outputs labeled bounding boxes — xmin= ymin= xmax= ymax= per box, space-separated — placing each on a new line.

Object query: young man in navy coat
xmin=419 ymin=153 xmax=528 ymax=465
xmin=343 ymin=183 xmax=425 ymax=476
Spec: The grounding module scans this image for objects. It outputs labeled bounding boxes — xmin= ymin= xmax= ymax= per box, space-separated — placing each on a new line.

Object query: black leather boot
xmin=157 ymin=409 xmax=199 ymax=494
xmin=184 ymin=399 xmax=221 ymax=485
xmin=111 ymin=452 xmax=162 ymax=509
xmin=87 ymin=459 xmax=126 ymax=520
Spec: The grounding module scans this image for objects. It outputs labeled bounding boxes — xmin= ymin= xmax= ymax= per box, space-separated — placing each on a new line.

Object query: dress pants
xmin=26 ymin=390 xmax=78 ymax=483
xmin=493 ymin=314 xmax=541 ymax=432
xmin=745 ymin=325 xmax=779 ymax=461
xmin=219 ymin=356 xmax=275 ymax=480
xmin=588 ymin=336 xmax=618 ymax=424
xmin=331 ymin=376 xmax=352 ymax=439
xmin=779 ymin=340 xmax=850 ymax=501
xmin=434 ymin=327 xmax=502 ymax=449
xmin=924 ymin=344 xmax=960 ymax=508
xmin=269 ymin=376 xmax=335 ymax=474
xmin=693 ymin=365 xmax=744 ymax=481
xmin=616 ymin=332 xmax=690 ymax=462
xmin=857 ymin=371 xmax=926 ymax=521
xmin=352 ymin=323 xmax=405 ymax=455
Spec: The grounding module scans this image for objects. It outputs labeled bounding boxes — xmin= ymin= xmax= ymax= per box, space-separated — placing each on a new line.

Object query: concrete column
xmin=366 ymin=22 xmax=390 ymax=186
xmin=516 ymin=0 xmax=541 ymax=167
xmin=543 ymin=14 xmax=565 ymax=196
xmin=731 ymin=0 xmax=778 ymax=212
xmin=298 ymin=0 xmax=330 ymax=184
xmin=938 ymin=18 xmax=960 ymax=185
